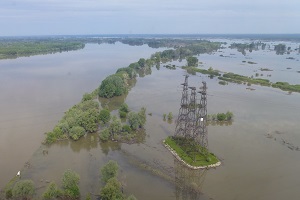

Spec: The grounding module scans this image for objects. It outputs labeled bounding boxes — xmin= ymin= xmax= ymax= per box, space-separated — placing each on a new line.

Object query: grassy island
xmin=164 ymin=136 xmax=219 ymax=168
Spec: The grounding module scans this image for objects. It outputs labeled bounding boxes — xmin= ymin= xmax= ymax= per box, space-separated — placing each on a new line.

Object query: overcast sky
xmin=1 ymin=0 xmax=300 ymax=36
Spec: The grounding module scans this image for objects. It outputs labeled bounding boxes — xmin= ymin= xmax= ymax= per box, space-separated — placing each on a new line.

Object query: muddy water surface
xmin=2 ymin=39 xmax=300 ymax=200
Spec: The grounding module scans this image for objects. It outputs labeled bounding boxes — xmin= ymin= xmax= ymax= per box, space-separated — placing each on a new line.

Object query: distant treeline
xmin=0 ymin=40 xmax=85 ymax=59
xmin=0 ymin=37 xmax=221 ymax=60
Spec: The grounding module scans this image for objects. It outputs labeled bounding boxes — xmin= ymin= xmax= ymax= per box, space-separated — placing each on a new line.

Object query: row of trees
xmin=5 ymin=161 xmax=136 ymax=200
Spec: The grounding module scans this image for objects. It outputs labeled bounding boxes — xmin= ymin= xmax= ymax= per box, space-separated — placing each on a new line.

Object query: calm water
xmin=0 ymin=42 xmax=167 ymax=189
xmin=1 ymin=39 xmax=300 ymax=200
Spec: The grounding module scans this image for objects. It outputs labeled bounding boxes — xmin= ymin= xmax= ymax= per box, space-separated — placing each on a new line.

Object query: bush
xmin=109 ymin=116 xmax=122 ymax=136
xmin=122 ymin=124 xmax=131 ymax=133
xmin=100 ymin=128 xmax=110 ymax=141
xmin=69 ymin=126 xmax=85 ymax=141
xmin=119 ymin=111 xmax=127 ymax=118
xmin=99 ymin=109 xmax=111 ymax=124
xmin=82 ymin=93 xmax=93 ymax=102
xmin=12 ymin=180 xmax=35 ymax=200
xmin=98 ymin=75 xmax=127 ymax=98
xmin=100 ymin=177 xmax=123 ymax=200
xmin=217 ymin=113 xmax=227 ymax=121
xmin=167 ymin=112 xmax=173 ymax=120
xmin=128 ymin=112 xmax=141 ymax=130
xmin=42 ymin=182 xmax=62 ymax=200
xmin=119 ymin=103 xmax=130 ymax=113
xmin=100 ymin=160 xmax=119 ymax=183
xmin=62 ymin=170 xmax=80 ymax=199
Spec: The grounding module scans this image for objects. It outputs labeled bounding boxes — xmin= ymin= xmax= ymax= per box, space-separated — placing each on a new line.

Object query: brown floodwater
xmin=2 ymin=40 xmax=300 ymax=200
xmin=0 ymin=42 xmax=167 ymax=190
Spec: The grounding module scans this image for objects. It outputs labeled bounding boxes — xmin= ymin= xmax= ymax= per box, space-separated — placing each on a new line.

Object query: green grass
xmin=164 ymin=136 xmax=219 ymax=167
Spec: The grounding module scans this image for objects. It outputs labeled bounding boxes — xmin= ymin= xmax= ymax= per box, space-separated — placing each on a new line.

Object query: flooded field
xmin=1 ymin=37 xmax=300 ymax=200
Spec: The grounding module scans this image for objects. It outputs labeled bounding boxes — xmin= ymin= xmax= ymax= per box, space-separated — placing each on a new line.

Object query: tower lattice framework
xmin=195 ymin=81 xmax=208 ymax=149
xmin=175 ymin=75 xmax=189 ymax=137
xmin=175 ymin=76 xmax=208 ymax=150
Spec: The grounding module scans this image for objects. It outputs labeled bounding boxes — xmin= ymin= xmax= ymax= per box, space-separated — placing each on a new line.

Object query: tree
xmin=100 ymin=160 xmax=119 ymax=183
xmin=99 ymin=109 xmax=111 ymax=124
xmin=12 ymin=180 xmax=35 ymax=200
xmin=138 ymin=58 xmax=146 ymax=68
xmin=109 ymin=116 xmax=122 ymax=137
xmin=186 ymin=56 xmax=198 ymax=67
xmin=99 ymin=75 xmax=126 ymax=98
xmin=138 ymin=107 xmax=146 ymax=127
xmin=100 ymin=177 xmax=123 ymax=200
xmin=119 ymin=103 xmax=129 ymax=113
xmin=128 ymin=112 xmax=140 ymax=130
xmin=69 ymin=126 xmax=85 ymax=141
xmin=82 ymin=93 xmax=93 ymax=102
xmin=62 ymin=169 xmax=80 ymax=199
xmin=42 ymin=182 xmax=62 ymax=200
xmin=100 ymin=128 xmax=110 ymax=141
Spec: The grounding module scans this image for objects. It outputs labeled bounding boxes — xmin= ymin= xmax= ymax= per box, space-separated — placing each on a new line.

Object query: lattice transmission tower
xmin=175 ymin=76 xmax=208 ymax=150
xmin=195 ymin=81 xmax=208 ymax=149
xmin=175 ymin=75 xmax=190 ymax=137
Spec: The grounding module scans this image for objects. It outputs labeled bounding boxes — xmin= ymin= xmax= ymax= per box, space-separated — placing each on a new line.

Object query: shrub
xmin=167 ymin=112 xmax=173 ymax=120
xmin=98 ymin=75 xmax=127 ymax=98
xmin=42 ymin=182 xmax=62 ymax=200
xmin=100 ymin=160 xmax=119 ymax=183
xmin=217 ymin=113 xmax=227 ymax=121
xmin=122 ymin=124 xmax=131 ymax=133
xmin=99 ymin=128 xmax=110 ymax=141
xmin=99 ymin=109 xmax=111 ymax=124
xmin=12 ymin=180 xmax=35 ymax=200
xmin=69 ymin=126 xmax=85 ymax=141
xmin=119 ymin=103 xmax=130 ymax=113
xmin=100 ymin=177 xmax=123 ymax=200
xmin=119 ymin=111 xmax=127 ymax=118
xmin=82 ymin=93 xmax=93 ymax=102
xmin=62 ymin=170 xmax=80 ymax=199
xmin=128 ymin=112 xmax=140 ymax=130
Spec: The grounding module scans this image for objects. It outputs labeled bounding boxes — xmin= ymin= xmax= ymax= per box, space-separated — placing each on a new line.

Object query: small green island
xmin=164 ymin=136 xmax=220 ymax=169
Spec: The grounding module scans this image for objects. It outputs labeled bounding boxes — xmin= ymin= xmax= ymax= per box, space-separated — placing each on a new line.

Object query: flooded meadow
xmin=1 ymin=37 xmax=300 ymax=200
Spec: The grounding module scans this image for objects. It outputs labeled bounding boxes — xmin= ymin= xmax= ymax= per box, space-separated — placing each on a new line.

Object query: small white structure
xmin=200 ymin=118 xmax=204 ymax=122
xmin=16 ymin=171 xmax=20 ymax=176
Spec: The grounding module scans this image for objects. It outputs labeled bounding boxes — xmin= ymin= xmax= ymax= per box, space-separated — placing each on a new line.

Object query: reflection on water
xmin=3 ymin=39 xmax=300 ymax=200
xmin=174 ymin=159 xmax=208 ymax=200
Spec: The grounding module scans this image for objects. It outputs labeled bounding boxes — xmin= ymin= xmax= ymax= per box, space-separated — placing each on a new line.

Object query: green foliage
xmin=100 ymin=177 xmax=123 ymax=200
xmin=42 ymin=182 xmax=62 ymax=200
xmin=116 ymin=67 xmax=136 ymax=79
xmin=98 ymin=75 xmax=127 ymax=98
xmin=85 ymin=193 xmax=91 ymax=200
xmin=218 ymin=80 xmax=227 ymax=85
xmin=128 ymin=112 xmax=141 ymax=130
xmin=109 ymin=116 xmax=122 ymax=137
xmin=119 ymin=103 xmax=130 ymax=113
xmin=45 ymin=100 xmax=100 ymax=144
xmin=119 ymin=111 xmax=127 ymax=118
xmin=5 ymin=188 xmax=12 ymax=199
xmin=99 ymin=128 xmax=110 ymax=141
xmin=167 ymin=112 xmax=173 ymax=120
xmin=122 ymin=124 xmax=131 ymax=133
xmin=219 ymin=72 xmax=271 ymax=86
xmin=164 ymin=136 xmax=219 ymax=167
xmin=12 ymin=180 xmax=35 ymax=200
xmin=272 ymin=82 xmax=300 ymax=93
xmin=100 ymin=160 xmax=119 ymax=183
xmin=69 ymin=126 xmax=85 ymax=141
xmin=82 ymin=93 xmax=93 ymax=102
xmin=225 ymin=111 xmax=234 ymax=120
xmin=184 ymin=66 xmax=220 ymax=77
xmin=138 ymin=107 xmax=147 ymax=127
xmin=99 ymin=109 xmax=111 ymax=124
xmin=0 ymin=40 xmax=85 ymax=60
xmin=186 ymin=56 xmax=198 ymax=67
xmin=62 ymin=169 xmax=80 ymax=199
xmin=217 ymin=113 xmax=227 ymax=121
xmin=163 ymin=114 xmax=167 ymax=121
xmin=138 ymin=58 xmax=146 ymax=68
